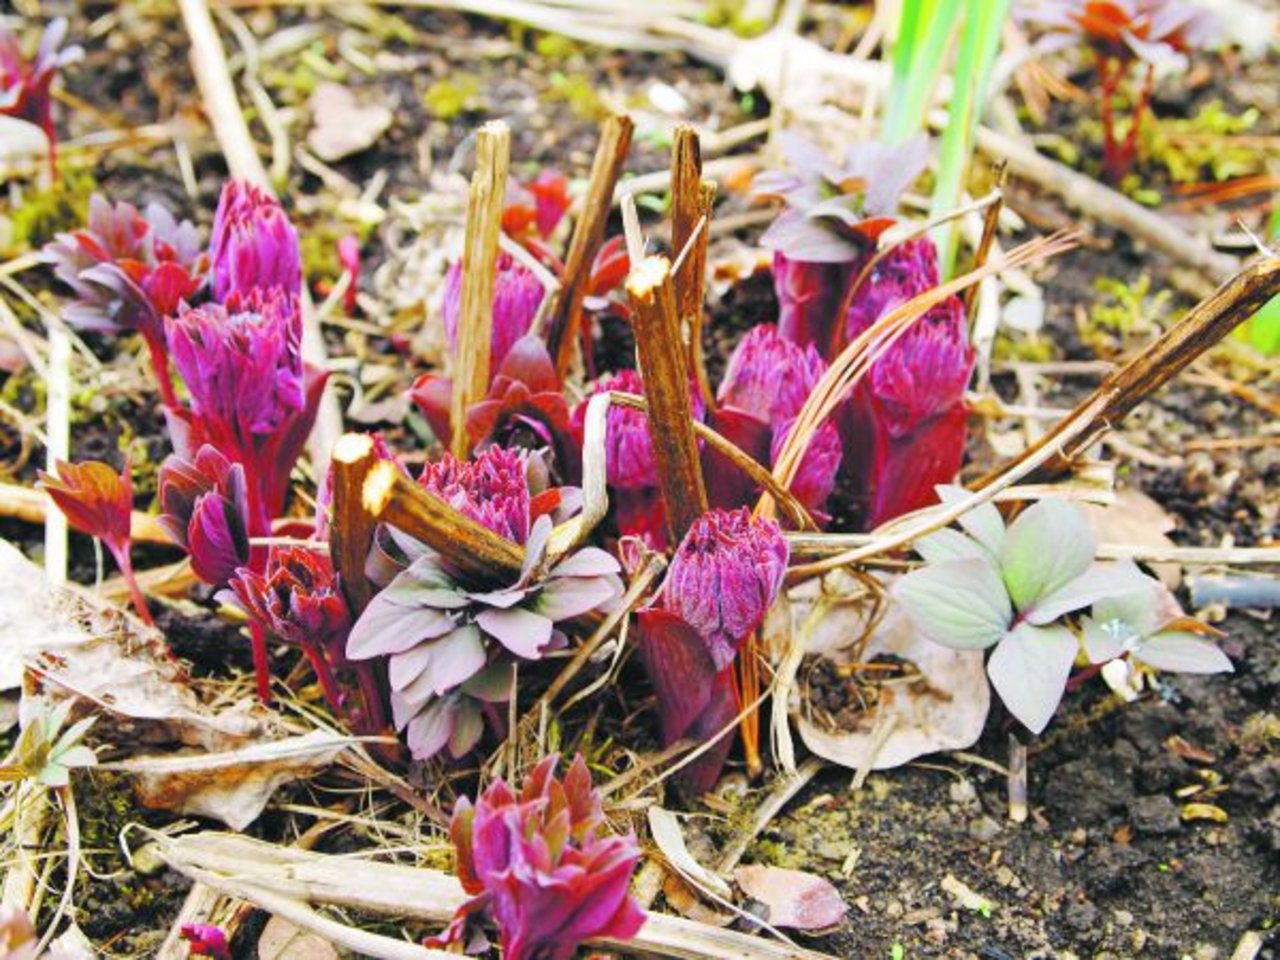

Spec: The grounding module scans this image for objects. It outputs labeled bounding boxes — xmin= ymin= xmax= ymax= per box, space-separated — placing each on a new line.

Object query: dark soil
xmin=1 ymin=4 xmax=1275 ymax=959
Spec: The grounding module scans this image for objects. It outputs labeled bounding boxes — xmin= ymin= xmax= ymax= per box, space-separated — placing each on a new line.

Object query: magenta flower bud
xmin=439 ymin=754 xmax=644 ymax=960
xmin=662 ymin=507 xmax=789 ymax=668
xmin=167 ymin=288 xmax=305 ymax=447
xmin=843 ymin=236 xmax=940 ymax=342
xmin=572 ymin=369 xmax=656 ymax=490
xmin=845 ymin=295 xmax=974 ymax=527
xmin=772 ymin=251 xmax=857 ymax=354
xmin=771 ymin=418 xmax=842 ymax=519
xmin=419 ymin=446 xmax=531 ymax=545
xmin=157 ymin=445 xmax=252 ymax=585
xmin=208 ymin=180 xmax=302 ymax=301
xmin=441 ymin=252 xmax=545 ymax=373
xmin=225 ymin=545 xmax=353 ymax=713
xmin=718 ymin=323 xmax=827 ymax=425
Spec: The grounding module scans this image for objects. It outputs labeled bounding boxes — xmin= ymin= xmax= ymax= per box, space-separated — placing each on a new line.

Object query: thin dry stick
xmin=670 ymin=125 xmax=717 ymax=409
xmin=627 ymin=256 xmax=709 ymax=544
xmin=975 ymin=257 xmax=1280 ymax=486
xmin=450 ymin=121 xmax=511 ymax=458
xmin=963 ymin=172 xmax=1005 ymax=318
xmin=330 ymin=433 xmax=379 ymax=615
xmin=972 ymin=121 xmax=1240 ymax=289
xmin=362 ymin=460 xmax=524 ymax=584
xmin=546 ymin=114 xmax=635 ymax=377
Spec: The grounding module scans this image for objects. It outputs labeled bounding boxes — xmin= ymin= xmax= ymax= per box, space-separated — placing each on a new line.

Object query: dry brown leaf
xmin=110 ymin=730 xmax=351 ymax=831
xmin=259 ymin=916 xmax=341 ymax=960
xmin=0 ymin=542 xmax=267 ymax=751
xmin=307 ymin=83 xmax=393 ymax=162
xmin=1084 ymin=488 xmax=1181 ymax=588
xmin=733 ymin=865 xmax=846 ymax=931
xmin=791 ymin=575 xmax=990 ymax=771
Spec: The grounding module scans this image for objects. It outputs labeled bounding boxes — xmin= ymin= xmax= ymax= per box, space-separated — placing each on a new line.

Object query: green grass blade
xmin=928 ymin=0 xmax=1011 ymax=275
xmin=884 ymin=0 xmax=964 ymax=144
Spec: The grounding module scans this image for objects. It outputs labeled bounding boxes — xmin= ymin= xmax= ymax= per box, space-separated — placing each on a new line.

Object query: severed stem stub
xmin=627 ymin=255 xmax=709 ymax=545
xmin=361 ymin=460 xmax=524 ymax=586
xmin=546 ymin=113 xmax=635 ymax=378
xmin=451 ymin=120 xmax=511 ymax=459
xmin=330 ymin=432 xmax=379 ymax=615
xmin=670 ymin=125 xmax=717 ymax=411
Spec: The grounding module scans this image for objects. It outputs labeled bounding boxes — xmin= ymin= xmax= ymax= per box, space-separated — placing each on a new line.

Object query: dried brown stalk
xmin=627 ymin=256 xmax=709 ymax=544
xmin=362 ymin=460 xmax=523 ymax=584
xmin=610 ymin=392 xmax=816 ymax=531
xmin=150 ymin=831 xmax=838 ymax=960
xmin=450 ymin=121 xmax=511 ymax=458
xmin=670 ymin=125 xmax=717 ymax=409
xmin=330 ymin=433 xmax=379 ymax=615
xmin=546 ymin=114 xmax=635 ymax=377
xmin=963 ymin=168 xmax=1005 ymax=318
xmin=976 ymin=256 xmax=1280 ymax=486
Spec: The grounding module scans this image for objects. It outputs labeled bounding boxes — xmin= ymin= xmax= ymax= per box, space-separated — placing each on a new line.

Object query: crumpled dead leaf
xmin=733 ymin=865 xmax=845 ymax=931
xmin=1084 ymin=488 xmax=1181 ymax=588
xmin=109 ymin=730 xmax=352 ymax=831
xmin=648 ymin=806 xmax=732 ymax=899
xmin=0 ymin=544 xmax=267 ymax=752
xmin=790 ymin=573 xmax=990 ymax=772
xmin=307 ymin=82 xmax=393 ymax=162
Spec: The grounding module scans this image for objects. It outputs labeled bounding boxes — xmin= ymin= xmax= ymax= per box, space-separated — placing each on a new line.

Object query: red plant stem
xmin=352 ymin=660 xmax=389 ymax=736
xmin=110 ymin=542 xmax=155 ymax=627
xmin=1123 ymin=63 xmax=1156 ymax=175
xmin=302 ymin=643 xmax=345 ymax=716
xmin=145 ymin=334 xmax=179 ymax=410
xmin=249 ymin=622 xmax=273 ymax=703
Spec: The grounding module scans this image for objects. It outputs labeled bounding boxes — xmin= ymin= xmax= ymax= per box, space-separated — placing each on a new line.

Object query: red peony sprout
xmin=433 ymin=754 xmax=644 ymax=960
xmin=156 ymin=445 xmax=252 ymax=586
xmin=166 ymin=288 xmax=328 ymax=536
xmin=337 ymin=233 xmax=361 ymax=313
xmin=179 ymin=923 xmax=231 ymax=960
xmin=845 ymin=295 xmax=975 ymax=527
xmin=1020 ymin=0 xmax=1217 ymax=181
xmin=208 ymin=180 xmax=302 ymax=302
xmin=44 ymin=196 xmax=206 ymax=407
xmin=418 ymin=445 xmax=533 ymax=546
xmin=0 ymin=18 xmax=81 ymax=174
xmin=224 ymin=545 xmax=386 ymax=732
xmin=441 ymin=252 xmax=545 ymax=375
xmin=39 ymin=459 xmax=152 ymax=625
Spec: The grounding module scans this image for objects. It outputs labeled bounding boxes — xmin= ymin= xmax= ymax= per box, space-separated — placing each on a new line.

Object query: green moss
xmin=547 ymin=71 xmax=604 ymax=121
xmin=700 ymin=0 xmax=770 ymax=37
xmin=424 ymin=76 xmax=485 ymax=120
xmin=1089 ymin=274 xmax=1171 ymax=336
xmin=993 ymin=332 xmax=1054 ymax=364
xmin=2 ymin=168 xmax=98 ymax=258
xmin=1145 ymin=101 xmax=1263 ymax=184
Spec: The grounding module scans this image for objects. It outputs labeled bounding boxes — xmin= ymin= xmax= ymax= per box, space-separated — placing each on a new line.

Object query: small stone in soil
xmin=1128 ymin=795 xmax=1181 ymax=836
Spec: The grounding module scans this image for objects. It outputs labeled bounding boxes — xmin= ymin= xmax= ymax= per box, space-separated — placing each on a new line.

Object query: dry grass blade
xmin=147 ymin=831 xmax=838 ymax=960
xmin=450 ymin=121 xmax=510 ymax=458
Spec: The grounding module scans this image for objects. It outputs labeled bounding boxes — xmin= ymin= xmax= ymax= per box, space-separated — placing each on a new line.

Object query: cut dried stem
xmin=362 ymin=460 xmax=523 ymax=585
xmin=450 ymin=121 xmax=511 ymax=458
xmin=546 ymin=114 xmax=635 ymax=377
xmin=610 ymin=391 xmax=816 ymax=531
xmin=975 ymin=256 xmax=1280 ymax=487
xmin=627 ymin=256 xmax=709 ymax=544
xmin=670 ymin=125 xmax=717 ymax=410
xmin=330 ymin=433 xmax=379 ymax=615
xmin=147 ymin=831 xmax=838 ymax=960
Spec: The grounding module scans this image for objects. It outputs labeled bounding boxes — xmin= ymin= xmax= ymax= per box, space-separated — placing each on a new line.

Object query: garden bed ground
xmin=1 ymin=3 xmax=1276 ymax=958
